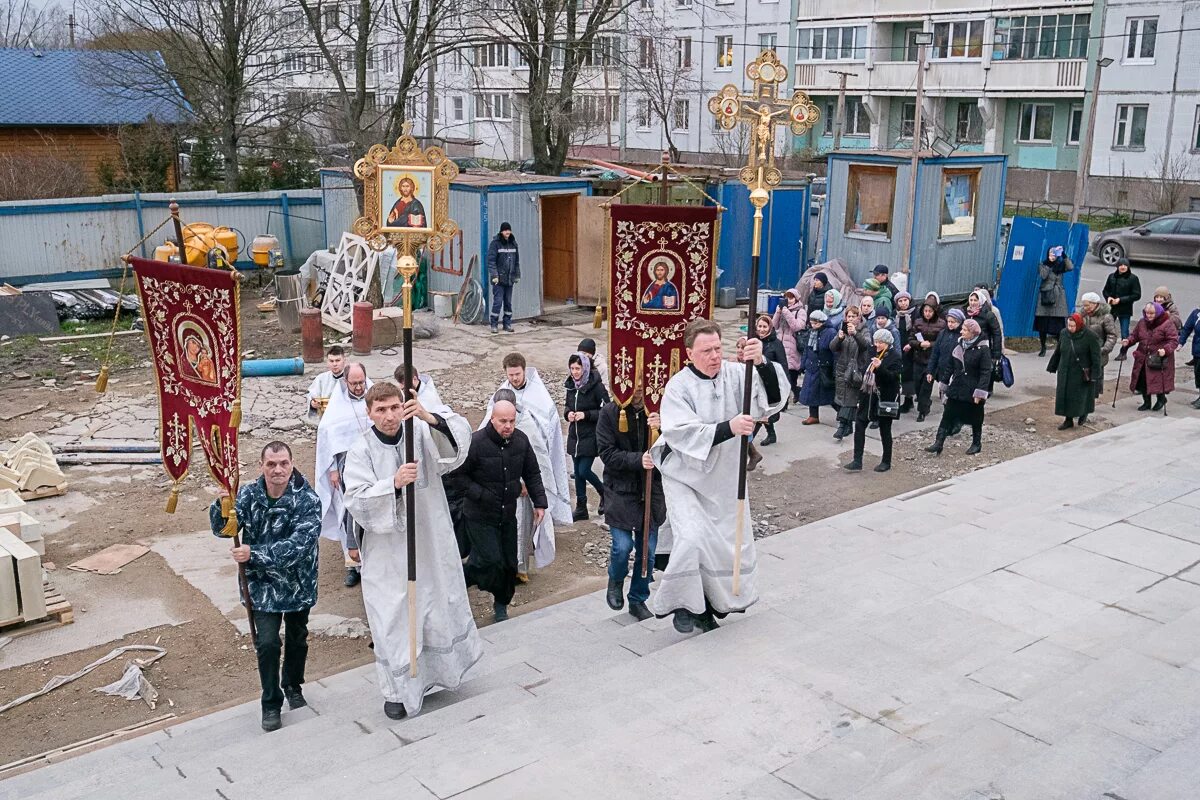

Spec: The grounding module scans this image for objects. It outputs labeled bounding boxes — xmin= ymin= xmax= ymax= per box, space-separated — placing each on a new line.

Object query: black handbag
xmin=1040 ymin=287 xmax=1057 ymax=306
xmin=1148 ymin=353 xmax=1165 ymax=370
xmin=874 ymin=392 xmax=901 ymax=419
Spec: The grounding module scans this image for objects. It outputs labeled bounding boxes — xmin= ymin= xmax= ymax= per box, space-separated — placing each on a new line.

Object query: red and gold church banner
xmin=608 ymin=204 xmax=719 ymax=413
xmin=132 ymin=257 xmax=242 ymax=516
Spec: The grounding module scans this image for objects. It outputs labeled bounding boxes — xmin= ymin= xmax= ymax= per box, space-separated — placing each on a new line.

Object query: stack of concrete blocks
xmin=0 ymin=488 xmax=46 ymax=626
xmin=0 ymin=433 xmax=67 ymax=498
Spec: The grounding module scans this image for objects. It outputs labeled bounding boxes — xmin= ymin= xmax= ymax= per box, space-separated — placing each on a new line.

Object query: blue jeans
xmin=609 ymin=526 xmax=658 ymax=603
xmin=490 ymin=282 xmax=513 ymax=326
xmin=1118 ymin=315 xmax=1131 ymax=339
xmin=572 ymin=456 xmax=604 ymax=505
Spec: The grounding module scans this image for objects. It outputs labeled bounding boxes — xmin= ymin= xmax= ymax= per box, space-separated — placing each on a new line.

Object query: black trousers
xmin=915 ymin=374 xmax=934 ymax=414
xmin=937 ymin=398 xmax=984 ymax=440
xmin=853 ymin=402 xmax=893 ymax=464
xmin=462 ymin=515 xmax=519 ymax=606
xmin=253 ymin=608 xmax=310 ymax=712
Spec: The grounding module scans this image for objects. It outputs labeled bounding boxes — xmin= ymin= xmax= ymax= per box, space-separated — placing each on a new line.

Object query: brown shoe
xmin=801 ymin=416 xmax=820 ymax=425
xmin=747 ymin=444 xmax=763 ymax=472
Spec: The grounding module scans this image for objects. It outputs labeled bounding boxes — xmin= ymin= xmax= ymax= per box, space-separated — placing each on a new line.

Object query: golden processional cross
xmin=707 ymin=51 xmax=819 ymax=596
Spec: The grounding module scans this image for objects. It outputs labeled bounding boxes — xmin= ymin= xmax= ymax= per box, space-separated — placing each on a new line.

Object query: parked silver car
xmin=1093 ymin=212 xmax=1200 ymax=267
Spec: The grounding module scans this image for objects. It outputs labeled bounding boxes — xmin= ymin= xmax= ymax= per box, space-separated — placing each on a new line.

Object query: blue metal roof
xmin=0 ymin=48 xmax=187 ymax=127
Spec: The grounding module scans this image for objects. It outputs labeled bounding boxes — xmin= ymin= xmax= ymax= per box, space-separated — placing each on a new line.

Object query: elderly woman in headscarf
xmin=845 ymin=328 xmax=902 ymax=473
xmin=1047 ymin=312 xmax=1102 ymax=429
xmin=965 ymin=286 xmax=1004 ymax=363
xmin=822 ymin=287 xmax=846 ymax=330
xmin=830 ymin=304 xmax=871 ymax=441
xmin=564 ymin=351 xmax=610 ymax=521
xmin=1034 ymin=245 xmax=1072 ymax=357
xmin=771 ymin=288 xmax=807 ymax=403
xmin=862 ymin=276 xmax=893 ymax=316
xmin=1080 ymin=291 xmax=1119 ymax=398
xmin=1122 ymin=301 xmax=1179 ymax=412
xmin=798 ymin=309 xmax=838 ymax=425
xmin=925 ymin=317 xmax=992 ymax=456
xmin=1152 ymin=286 xmax=1184 ymax=331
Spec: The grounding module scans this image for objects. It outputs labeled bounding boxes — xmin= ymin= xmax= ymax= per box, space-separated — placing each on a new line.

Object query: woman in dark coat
xmin=830 ymin=306 xmax=871 ymax=440
xmin=564 ymin=352 xmax=609 ymax=520
xmin=798 ymin=310 xmax=837 ymax=424
xmin=1103 ymin=258 xmax=1141 ymax=342
xmin=1122 ymin=302 xmax=1179 ymax=412
xmin=752 ymin=314 xmax=788 ymax=446
xmin=925 ymin=318 xmax=992 ymax=456
xmin=1047 ymin=313 xmax=1102 ymax=429
xmin=807 ymin=272 xmax=831 ymax=316
xmin=1035 ymin=246 xmax=1072 ymax=357
xmin=909 ymin=301 xmax=946 ymax=421
xmin=845 ymin=329 xmax=903 ymax=473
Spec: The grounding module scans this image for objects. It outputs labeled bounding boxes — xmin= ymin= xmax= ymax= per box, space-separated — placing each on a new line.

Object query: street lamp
xmin=1070 ymin=56 xmax=1115 ymax=226
xmin=901 ymin=31 xmax=934 ymax=274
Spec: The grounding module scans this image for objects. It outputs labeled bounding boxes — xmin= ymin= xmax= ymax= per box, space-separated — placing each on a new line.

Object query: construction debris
xmin=0 ymin=645 xmax=165 ymax=715
xmin=0 ymin=434 xmax=67 ymax=500
xmin=67 ymin=544 xmax=149 ymax=575
xmin=94 ymin=660 xmax=160 ymax=709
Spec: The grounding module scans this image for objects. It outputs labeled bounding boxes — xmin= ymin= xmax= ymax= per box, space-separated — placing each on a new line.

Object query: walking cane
xmin=398 ymin=255 xmax=420 ymax=678
xmin=1111 ymin=353 xmax=1125 ymax=408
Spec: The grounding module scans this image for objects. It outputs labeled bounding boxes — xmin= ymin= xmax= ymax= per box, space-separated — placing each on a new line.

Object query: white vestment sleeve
xmin=343 ymin=437 xmax=400 ymax=536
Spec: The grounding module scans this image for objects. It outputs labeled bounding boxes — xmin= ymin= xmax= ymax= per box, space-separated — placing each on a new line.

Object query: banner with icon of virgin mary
xmin=131 ymin=257 xmax=242 ymax=505
xmin=608 ymin=204 xmax=718 ymax=414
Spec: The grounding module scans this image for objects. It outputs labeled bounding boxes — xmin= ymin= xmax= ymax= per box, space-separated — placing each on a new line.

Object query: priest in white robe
xmin=343 ymin=382 xmax=481 ymax=720
xmin=315 ymin=363 xmax=372 ymax=587
xmin=649 ymin=318 xmax=787 ymax=634
xmin=305 ymin=346 xmax=347 ymax=423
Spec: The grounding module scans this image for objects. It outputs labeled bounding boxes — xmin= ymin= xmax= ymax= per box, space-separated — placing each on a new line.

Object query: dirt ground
xmin=0 ymin=284 xmax=1141 ymax=766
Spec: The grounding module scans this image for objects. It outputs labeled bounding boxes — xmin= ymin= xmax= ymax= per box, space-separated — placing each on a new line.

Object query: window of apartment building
xmin=900 ymin=102 xmax=917 ymax=140
xmin=475 ymin=93 xmax=512 ymax=120
xmin=380 ymin=50 xmax=393 ymax=73
xmin=822 ymin=97 xmax=870 ymax=136
xmin=1125 ymin=17 xmax=1158 ymax=62
xmin=366 ymin=49 xmax=377 ymax=71
xmin=583 ymin=36 xmax=619 ymax=67
xmin=1067 ymin=104 xmax=1083 ymax=145
xmin=1018 ymin=103 xmax=1054 ymax=143
xmin=282 ymin=52 xmax=305 ymax=74
xmin=476 ymin=43 xmax=509 ymax=68
xmin=941 ymin=168 xmax=979 ymax=239
xmin=995 ymin=14 xmax=1090 ymax=60
xmin=638 ymin=37 xmax=655 ymax=68
xmin=1114 ymin=104 xmax=1148 ymax=149
xmin=454 ymin=49 xmax=469 ymax=71
xmin=576 ymin=95 xmax=619 ymax=125
xmin=639 ymin=0 xmax=651 ymax=9
xmin=280 ymin=9 xmax=303 ymax=30
xmin=677 ymin=37 xmax=692 ymax=68
xmin=323 ymin=5 xmax=339 ymax=30
xmin=796 ymin=26 xmax=867 ymax=61
xmin=636 ymin=97 xmax=651 ymax=129
xmin=932 ymin=20 xmax=983 ymax=60
xmin=673 ymin=99 xmax=690 ymax=131
xmin=956 ymin=103 xmax=984 ymax=144
xmin=675 ymin=0 xmax=692 ymax=7
xmin=759 ymin=33 xmax=777 ymax=55
xmin=453 ymin=96 xmax=464 ymax=122
xmin=716 ymin=35 xmax=734 ymax=69
xmin=845 ymin=165 xmax=896 ymax=237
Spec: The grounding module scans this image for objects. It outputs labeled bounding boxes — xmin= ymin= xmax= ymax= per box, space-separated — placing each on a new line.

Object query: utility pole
xmin=900 ymin=32 xmax=932 ymax=275
xmin=425 ymin=37 xmax=436 ymax=140
xmin=1070 ymin=57 xmax=1113 ymax=225
xmin=828 ymin=70 xmax=857 ymax=151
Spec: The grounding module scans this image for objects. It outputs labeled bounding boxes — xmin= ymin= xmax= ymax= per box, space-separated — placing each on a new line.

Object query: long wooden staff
xmin=398 ymin=255 xmax=420 ymax=678
xmin=733 ymin=176 xmax=769 ymax=597
xmin=640 ymin=422 xmax=658 ymax=579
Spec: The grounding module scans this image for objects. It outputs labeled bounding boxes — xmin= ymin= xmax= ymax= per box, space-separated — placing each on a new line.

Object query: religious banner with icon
xmin=608 ymin=204 xmax=718 ymax=416
xmin=131 ymin=257 xmax=242 ymax=520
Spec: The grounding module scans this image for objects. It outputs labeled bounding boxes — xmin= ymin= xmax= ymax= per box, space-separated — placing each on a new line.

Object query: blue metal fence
xmin=992 ymin=216 xmax=1090 ymax=338
xmin=717 ymin=180 xmax=812 ymax=297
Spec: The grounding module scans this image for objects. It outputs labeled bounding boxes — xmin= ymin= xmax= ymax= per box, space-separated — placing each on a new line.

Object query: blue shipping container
xmin=992 ymin=216 xmax=1090 ymax=338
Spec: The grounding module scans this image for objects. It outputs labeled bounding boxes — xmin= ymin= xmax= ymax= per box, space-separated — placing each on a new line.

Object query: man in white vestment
xmin=343 ymin=382 xmax=481 ymax=720
xmin=649 ymin=318 xmax=788 ymax=634
xmin=315 ymin=363 xmax=372 ymax=587
xmin=480 ymin=352 xmax=572 ymax=578
xmin=306 ymin=346 xmax=346 ymax=423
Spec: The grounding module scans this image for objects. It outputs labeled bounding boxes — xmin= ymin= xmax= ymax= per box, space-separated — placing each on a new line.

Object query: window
xmin=476 ymin=43 xmax=509 ymax=68
xmin=1067 ymin=104 xmax=1083 ymax=145
xmin=956 ymin=103 xmax=984 ymax=143
xmin=475 ymin=93 xmax=512 ymax=120
xmin=995 ymin=14 xmax=1090 ymax=60
xmin=715 ymin=35 xmax=734 ymax=69
xmin=1143 ymin=217 xmax=1179 ymax=234
xmin=759 ymin=33 xmax=777 ymax=54
xmin=582 ymin=36 xmax=619 ymax=67
xmin=638 ymin=37 xmax=655 ymax=68
xmin=672 ymin=99 xmax=690 ymax=131
xmin=677 ymin=37 xmax=692 ymax=68
xmin=380 ymin=50 xmax=395 ymax=73
xmin=675 ymin=0 xmax=691 ymax=7
xmin=904 ymin=28 xmax=923 ymax=62
xmin=1177 ymin=218 xmax=1200 ymax=236
xmin=1194 ymin=106 xmax=1200 ymax=151
xmin=932 ymin=20 xmax=984 ymax=59
xmin=323 ymin=5 xmax=339 ymax=30
xmin=366 ymin=49 xmax=376 ymax=71
xmin=454 ymin=49 xmax=468 ymax=71
xmin=639 ymin=0 xmax=651 ymax=8
xmin=1114 ymin=104 xmax=1148 ymax=149
xmin=576 ymin=95 xmax=618 ymax=125
xmin=453 ymin=96 xmax=464 ymax=122
xmin=797 ymin=26 xmax=867 ymax=61
xmin=845 ymin=165 xmax=896 ymax=237
xmin=636 ymin=98 xmax=651 ymax=129
xmin=822 ymin=97 xmax=870 ymax=136
xmin=941 ymin=169 xmax=979 ymax=238
xmin=900 ymin=102 xmax=916 ymax=140
xmin=1018 ymin=103 xmax=1054 ymax=143
xmin=281 ymin=51 xmax=305 ymax=73
xmin=1125 ymin=17 xmax=1158 ymax=62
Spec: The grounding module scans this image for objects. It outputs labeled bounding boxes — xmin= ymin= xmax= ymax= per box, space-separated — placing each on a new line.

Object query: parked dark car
xmin=1093 ymin=213 xmax=1200 ymax=268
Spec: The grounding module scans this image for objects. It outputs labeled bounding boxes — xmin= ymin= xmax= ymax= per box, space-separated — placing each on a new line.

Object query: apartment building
xmin=1087 ymin=0 xmax=1200 ymax=212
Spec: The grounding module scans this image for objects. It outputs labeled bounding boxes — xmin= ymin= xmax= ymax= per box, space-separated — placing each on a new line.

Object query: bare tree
xmin=1147 ymin=147 xmax=1199 ymax=214
xmin=88 ymin=0 xmax=294 ymax=190
xmin=1 ymin=0 xmax=67 ymax=47
xmin=622 ymin=16 xmax=699 ymax=163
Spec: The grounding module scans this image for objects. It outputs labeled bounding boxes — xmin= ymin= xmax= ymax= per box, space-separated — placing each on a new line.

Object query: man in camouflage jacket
xmin=210 ymin=441 xmax=320 ymax=731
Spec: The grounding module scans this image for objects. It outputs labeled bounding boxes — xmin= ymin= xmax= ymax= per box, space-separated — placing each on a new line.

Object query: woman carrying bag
xmin=1047 ymin=313 xmax=1102 ymax=429
xmin=1035 ymin=245 xmax=1072 ymax=357
xmin=845 ymin=329 xmax=902 ymax=473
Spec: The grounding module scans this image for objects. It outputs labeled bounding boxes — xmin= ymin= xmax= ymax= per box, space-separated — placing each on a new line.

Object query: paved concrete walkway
xmin=5 ymin=416 xmax=1200 ymax=800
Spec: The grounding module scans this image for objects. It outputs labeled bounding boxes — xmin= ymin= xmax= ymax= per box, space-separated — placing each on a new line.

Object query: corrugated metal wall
xmin=993 ymin=216 xmax=1089 ymax=338
xmin=821 ymin=156 xmax=910 ymax=287
xmin=320 ymin=170 xmax=358 ymax=249
xmin=426 ymin=189 xmax=482 ymax=296
xmin=0 ymin=190 xmax=325 ymax=281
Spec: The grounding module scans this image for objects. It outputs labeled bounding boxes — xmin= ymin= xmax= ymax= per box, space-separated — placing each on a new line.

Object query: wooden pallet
xmin=17 ymin=484 xmax=68 ymax=501
xmin=0 ymin=581 xmax=73 ymax=637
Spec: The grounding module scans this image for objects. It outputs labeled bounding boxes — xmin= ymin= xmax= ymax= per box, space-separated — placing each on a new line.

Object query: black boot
xmin=1153 ymin=394 xmax=1167 ymax=411
xmin=284 ymin=687 xmax=307 ymax=710
xmin=493 ymin=603 xmax=509 ymax=622
xmin=344 ymin=567 xmax=360 ymax=588
xmin=761 ymin=424 xmax=777 ymax=446
xmin=965 ymin=434 xmax=982 ymax=455
xmin=694 ymin=612 xmax=720 ymax=633
xmin=925 ymin=434 xmax=945 ymax=454
xmin=672 ymin=610 xmax=694 ymax=634
xmin=1137 ymin=394 xmax=1152 ymax=411
xmin=1078 ymin=414 xmax=1089 ymax=425
xmin=383 ymin=701 xmax=407 ymax=720
xmin=916 ymin=411 xmax=927 ymax=422
xmin=606 ymin=579 xmax=624 ymax=611
xmin=1038 ymin=335 xmax=1047 ymax=358
xmin=1057 ymin=418 xmax=1074 ymax=430
xmin=628 ymin=601 xmax=652 ymax=621
xmin=572 ymin=502 xmax=589 ymax=522
xmin=261 ymin=708 xmax=282 ymax=732
xmin=843 ymin=458 xmax=863 ymax=471
xmin=899 ymin=397 xmax=913 ymax=414
xmin=833 ymin=421 xmax=850 ymax=440
xmin=950 ymin=423 xmax=963 ymax=436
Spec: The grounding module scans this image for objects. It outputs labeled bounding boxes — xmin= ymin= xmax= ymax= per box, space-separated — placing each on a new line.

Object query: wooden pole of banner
xmin=398 ymin=252 xmax=420 ymax=678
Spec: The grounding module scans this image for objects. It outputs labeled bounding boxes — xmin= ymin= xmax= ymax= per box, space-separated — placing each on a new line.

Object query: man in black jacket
xmin=596 ymin=389 xmax=665 ymax=621
xmin=487 ymin=222 xmax=520 ymax=334
xmin=450 ymin=395 xmax=547 ymax=622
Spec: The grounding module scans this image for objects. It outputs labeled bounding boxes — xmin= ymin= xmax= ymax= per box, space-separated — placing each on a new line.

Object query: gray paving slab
xmin=1007 ymin=544 xmax=1162 ymax=603
xmin=1108 ymin=728 xmax=1200 ymax=800
xmin=992 ymin=724 xmax=1160 ymax=800
xmin=966 ymin=638 xmax=1096 ymax=701
xmin=1072 ymin=522 xmax=1200 ymax=576
xmin=1111 ymin=575 xmax=1200 ymax=623
xmin=1126 ymin=501 xmax=1200 ymax=544
xmin=935 ymin=568 xmax=1102 ymax=638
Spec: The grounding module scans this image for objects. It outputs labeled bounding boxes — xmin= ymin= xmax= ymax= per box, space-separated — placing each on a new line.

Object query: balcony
xmin=792 ymin=58 xmax=1087 ymax=98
